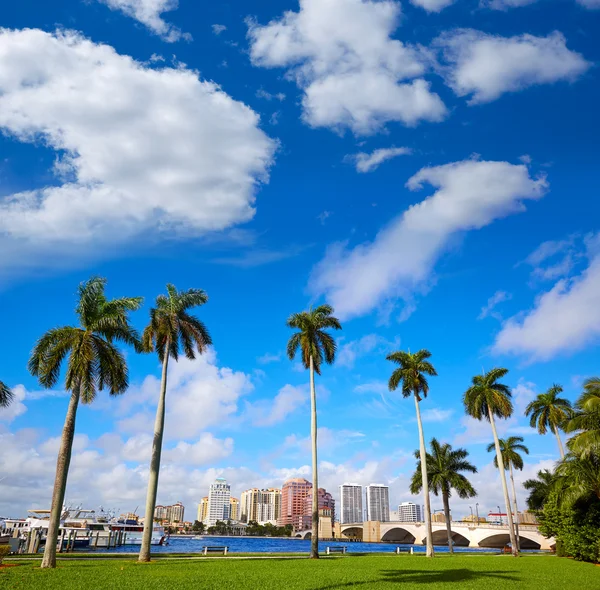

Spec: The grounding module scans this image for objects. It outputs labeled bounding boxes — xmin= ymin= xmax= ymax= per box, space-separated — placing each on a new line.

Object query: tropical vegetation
xmin=0 ymin=380 xmax=13 ymax=407
xmin=409 ymin=438 xmax=477 ymax=553
xmin=286 ymin=304 xmax=342 ymax=559
xmin=387 ymin=349 xmax=437 ymax=558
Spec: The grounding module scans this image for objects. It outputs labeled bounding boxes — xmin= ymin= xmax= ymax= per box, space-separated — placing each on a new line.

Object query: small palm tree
xmin=487 ymin=436 xmax=529 ymax=551
xmin=523 ymin=469 xmax=555 ymax=511
xmin=287 ymin=304 xmax=341 ymax=559
xmin=463 ymin=368 xmax=518 ymax=556
xmin=410 ymin=438 xmax=477 ymax=553
xmin=139 ymin=284 xmax=212 ymax=563
xmin=387 ymin=349 xmax=437 ymax=558
xmin=0 ymin=381 xmax=13 ymax=408
xmin=526 ymin=385 xmax=572 ymax=459
xmin=29 ymin=277 xmax=142 ymax=569
xmin=554 ymin=453 xmax=600 ymax=506
xmin=564 ymin=377 xmax=600 ymax=457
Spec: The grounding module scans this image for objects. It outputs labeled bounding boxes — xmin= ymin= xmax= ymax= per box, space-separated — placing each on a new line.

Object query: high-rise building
xmin=240 ymin=488 xmax=282 ymax=524
xmin=366 ymin=484 xmax=390 ymax=522
xmin=340 ymin=483 xmax=363 ymax=524
xmin=197 ymin=497 xmax=209 ymax=522
xmin=229 ymin=498 xmax=240 ymax=521
xmin=304 ymin=488 xmax=335 ymax=528
xmin=154 ymin=505 xmax=167 ymax=521
xmin=166 ymin=502 xmax=185 ymax=523
xmin=206 ymin=478 xmax=231 ymax=525
xmin=278 ymin=478 xmax=312 ymax=530
xmin=398 ymin=502 xmax=422 ymax=523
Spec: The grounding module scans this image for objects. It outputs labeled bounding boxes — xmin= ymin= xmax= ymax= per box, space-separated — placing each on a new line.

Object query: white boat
xmin=88 ymin=518 xmax=165 ymax=546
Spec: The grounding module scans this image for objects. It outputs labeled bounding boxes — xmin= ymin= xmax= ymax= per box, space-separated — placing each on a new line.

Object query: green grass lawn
xmin=1 ymin=554 xmax=598 ymax=590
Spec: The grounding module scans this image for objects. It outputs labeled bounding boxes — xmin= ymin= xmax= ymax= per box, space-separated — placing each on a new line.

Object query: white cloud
xmin=410 ymin=0 xmax=457 ymax=12
xmin=420 ymin=407 xmax=454 ymax=422
xmin=97 ymin=0 xmax=189 ymax=42
xmin=164 ymin=433 xmax=234 ymax=466
xmin=349 ymin=147 xmax=412 ymax=173
xmin=0 ymin=29 xmax=276 ymax=274
xmin=257 ymin=352 xmax=282 ymax=365
xmin=247 ymin=0 xmax=446 ymax=135
xmin=246 ymin=384 xmax=308 ymax=427
xmin=0 ymin=385 xmax=27 ymax=423
xmin=284 ymin=427 xmax=366 ymax=456
xmin=310 ymin=158 xmax=547 ymax=320
xmin=522 ymin=235 xmax=581 ymax=282
xmin=478 ymin=290 xmax=512 ymax=320
xmin=256 ymin=88 xmax=286 ymax=101
xmin=354 ymin=381 xmax=389 ymax=396
xmin=434 ymin=30 xmax=591 ymax=104
xmin=485 ymin=0 xmax=600 ymax=10
xmin=337 ymin=334 xmax=398 ymax=368
xmin=212 ymin=24 xmax=227 ymax=35
xmin=493 ymin=253 xmax=600 ymax=362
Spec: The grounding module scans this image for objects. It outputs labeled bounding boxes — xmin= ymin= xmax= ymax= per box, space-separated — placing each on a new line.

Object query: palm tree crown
xmin=487 ymin=437 xmax=529 ymax=471
xmin=386 ymin=349 xmax=437 ymax=401
xmin=565 ymin=377 xmax=600 ymax=457
xmin=526 ymin=385 xmax=573 ymax=435
xmin=29 ymin=277 xmax=143 ymax=402
xmin=555 ymin=453 xmax=600 ymax=506
xmin=523 ymin=469 xmax=555 ymax=511
xmin=410 ymin=438 xmax=477 ymax=499
xmin=142 ymin=284 xmax=212 ymax=360
xmin=0 ymin=381 xmax=13 ymax=408
xmin=463 ymin=368 xmax=513 ymax=421
xmin=286 ymin=304 xmax=341 ymax=374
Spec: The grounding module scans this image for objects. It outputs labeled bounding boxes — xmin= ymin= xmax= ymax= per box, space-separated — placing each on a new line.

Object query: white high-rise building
xmin=340 ymin=483 xmax=363 ymax=524
xmin=366 ymin=484 xmax=390 ymax=522
xmin=206 ymin=478 xmax=231 ymax=525
xmin=398 ymin=502 xmax=422 ymax=522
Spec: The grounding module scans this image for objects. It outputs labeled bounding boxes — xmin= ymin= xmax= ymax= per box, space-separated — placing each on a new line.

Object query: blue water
xmin=106 ymin=536 xmax=500 ymax=554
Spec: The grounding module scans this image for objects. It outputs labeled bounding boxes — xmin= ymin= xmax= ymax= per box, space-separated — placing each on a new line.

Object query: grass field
xmin=1 ymin=554 xmax=598 ymax=589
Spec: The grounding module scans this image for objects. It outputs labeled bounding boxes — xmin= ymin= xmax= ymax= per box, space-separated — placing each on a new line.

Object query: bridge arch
xmin=339 ymin=526 xmax=363 ymax=541
xmin=478 ymin=533 xmax=541 ymax=550
xmin=431 ymin=529 xmax=470 ymax=547
xmin=381 ymin=527 xmax=416 ymax=544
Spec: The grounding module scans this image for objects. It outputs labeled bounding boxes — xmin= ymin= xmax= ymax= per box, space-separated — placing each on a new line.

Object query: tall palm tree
xmin=525 ymin=385 xmax=572 ymax=459
xmin=0 ymin=381 xmax=13 ymax=407
xmin=387 ymin=349 xmax=437 ymax=557
xmin=139 ymin=284 xmax=212 ymax=563
xmin=410 ymin=438 xmax=477 ymax=553
xmin=29 ymin=277 xmax=142 ymax=569
xmin=564 ymin=377 xmax=600 ymax=458
xmin=287 ymin=304 xmax=341 ymax=559
xmin=487 ymin=436 xmax=529 ymax=551
xmin=523 ymin=469 xmax=555 ymax=511
xmin=463 ymin=367 xmax=518 ymax=556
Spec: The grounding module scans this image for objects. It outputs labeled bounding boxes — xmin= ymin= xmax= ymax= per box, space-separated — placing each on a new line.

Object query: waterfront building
xmin=398 ymin=502 xmax=422 ymax=523
xmin=197 ymin=497 xmax=209 ymax=522
xmin=519 ymin=510 xmax=539 ymax=525
xmin=340 ymin=483 xmax=363 ymax=524
xmin=154 ymin=505 xmax=168 ymax=521
xmin=366 ymin=484 xmax=390 ymax=522
xmin=206 ymin=478 xmax=231 ymax=525
xmin=240 ymin=488 xmax=282 ymax=524
xmin=278 ymin=478 xmax=312 ymax=530
xmin=487 ymin=512 xmax=509 ymax=525
xmin=432 ymin=512 xmax=446 ymax=523
xmin=305 ymin=488 xmax=336 ymax=528
xmin=230 ymin=498 xmax=240 ymax=521
xmin=166 ymin=502 xmax=185 ymax=523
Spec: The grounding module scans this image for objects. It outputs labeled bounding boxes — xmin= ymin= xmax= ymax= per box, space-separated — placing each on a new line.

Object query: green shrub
xmin=0 ymin=545 xmax=10 ymax=564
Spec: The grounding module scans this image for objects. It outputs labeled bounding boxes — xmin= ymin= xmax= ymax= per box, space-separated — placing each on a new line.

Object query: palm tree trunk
xmin=309 ymin=354 xmax=319 ymax=559
xmin=553 ymin=424 xmax=565 ymax=459
xmin=414 ymin=393 xmax=434 ymax=557
xmin=442 ymin=489 xmax=453 ymax=554
xmin=41 ymin=386 xmax=80 ymax=569
xmin=488 ymin=408 xmax=518 ymax=557
xmin=509 ymin=463 xmax=521 ymax=552
xmin=139 ymin=352 xmax=169 ymax=563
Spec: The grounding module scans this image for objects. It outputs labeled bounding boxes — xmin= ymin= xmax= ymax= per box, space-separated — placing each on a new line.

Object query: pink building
xmin=278 ymin=478 xmax=312 ymax=530
xmin=304 ymin=488 xmax=336 ymax=528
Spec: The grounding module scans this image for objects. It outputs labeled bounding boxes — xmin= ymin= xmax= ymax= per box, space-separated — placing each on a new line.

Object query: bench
xmin=203 ymin=545 xmax=229 ymax=556
xmin=395 ymin=547 xmax=414 ymax=554
xmin=326 ymin=546 xmax=347 ymax=555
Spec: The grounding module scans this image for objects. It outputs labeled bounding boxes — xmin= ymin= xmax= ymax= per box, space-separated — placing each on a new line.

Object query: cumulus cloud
xmin=493 ymin=252 xmax=600 ymax=362
xmin=0 ymin=29 xmax=276 ymax=274
xmin=212 ymin=24 xmax=227 ymax=35
xmin=246 ymin=384 xmax=308 ymax=427
xmin=410 ymin=0 xmax=457 ymax=12
xmin=486 ymin=0 xmax=600 ymax=10
xmin=434 ymin=30 xmax=591 ymax=104
xmin=247 ymin=0 xmax=446 ymax=135
xmin=478 ymin=290 xmax=512 ymax=320
xmin=310 ymin=158 xmax=547 ymax=320
xmin=522 ymin=235 xmax=581 ymax=282
xmin=0 ymin=385 xmax=27 ymax=423
xmin=97 ymin=0 xmax=189 ymax=42
xmin=349 ymin=147 xmax=412 ymax=173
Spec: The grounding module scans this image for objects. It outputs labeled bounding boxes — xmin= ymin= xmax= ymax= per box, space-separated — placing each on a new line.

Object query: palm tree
xmin=463 ymin=368 xmax=518 ymax=556
xmin=139 ymin=284 xmax=212 ymax=563
xmin=564 ymin=377 xmax=600 ymax=458
xmin=287 ymin=304 xmax=341 ymax=559
xmin=526 ymin=385 xmax=572 ymax=459
xmin=410 ymin=438 xmax=477 ymax=553
xmin=487 ymin=436 xmax=529 ymax=551
xmin=28 ymin=277 xmax=142 ymax=569
xmin=523 ymin=469 xmax=555 ymax=511
xmin=554 ymin=452 xmax=600 ymax=506
xmin=0 ymin=381 xmax=13 ymax=407
xmin=387 ymin=349 xmax=437 ymax=557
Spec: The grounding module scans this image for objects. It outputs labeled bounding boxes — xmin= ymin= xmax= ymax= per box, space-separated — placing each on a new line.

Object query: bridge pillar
xmin=362 ymin=521 xmax=381 ymax=543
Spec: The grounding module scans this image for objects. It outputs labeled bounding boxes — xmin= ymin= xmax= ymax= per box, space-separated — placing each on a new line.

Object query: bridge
xmin=297 ymin=521 xmax=554 ymax=551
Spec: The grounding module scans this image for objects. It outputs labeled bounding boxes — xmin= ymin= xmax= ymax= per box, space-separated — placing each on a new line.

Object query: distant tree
xmin=192 ymin=520 xmax=205 ymax=534
xmin=287 ymin=304 xmax=341 ymax=559
xmin=138 ymin=284 xmax=212 ymax=562
xmin=565 ymin=378 xmax=600 ymax=458
xmin=0 ymin=381 xmax=13 ymax=408
xmin=523 ymin=469 xmax=555 ymax=511
xmin=463 ymin=368 xmax=518 ymax=556
xmin=526 ymin=385 xmax=573 ymax=459
xmin=29 ymin=277 xmax=142 ymax=568
xmin=387 ymin=349 xmax=437 ymax=558
xmin=410 ymin=438 xmax=477 ymax=554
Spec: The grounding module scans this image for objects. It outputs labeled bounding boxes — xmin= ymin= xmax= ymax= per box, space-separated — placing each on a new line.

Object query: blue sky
xmin=1 ymin=0 xmax=599 ymax=520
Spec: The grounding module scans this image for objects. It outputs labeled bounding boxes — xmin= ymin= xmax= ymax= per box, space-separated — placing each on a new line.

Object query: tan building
xmin=241 ymin=488 xmax=282 ymax=524
xmin=166 ymin=502 xmax=185 ymax=523
xmin=318 ymin=508 xmax=333 ymax=539
xmin=197 ymin=497 xmax=209 ymax=522
xmin=462 ymin=515 xmax=487 ymax=524
xmin=230 ymin=498 xmax=240 ymax=521
xmin=519 ymin=511 xmax=539 ymax=525
xmin=432 ymin=512 xmax=446 ymax=523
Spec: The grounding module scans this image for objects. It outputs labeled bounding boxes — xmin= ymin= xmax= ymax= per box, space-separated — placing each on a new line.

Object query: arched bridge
xmin=323 ymin=521 xmax=554 ymax=550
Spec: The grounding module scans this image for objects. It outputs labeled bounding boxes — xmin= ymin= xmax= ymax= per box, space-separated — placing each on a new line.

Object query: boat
xmin=88 ymin=518 xmax=166 ymax=546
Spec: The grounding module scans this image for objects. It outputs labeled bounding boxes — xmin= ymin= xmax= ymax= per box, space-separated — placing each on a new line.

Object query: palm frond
xmin=0 ymin=380 xmax=14 ymax=408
